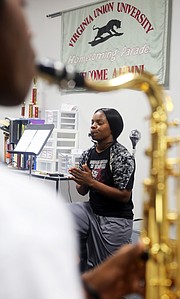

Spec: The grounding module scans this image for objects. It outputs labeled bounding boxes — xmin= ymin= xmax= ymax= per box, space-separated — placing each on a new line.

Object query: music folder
xmin=9 ymin=124 xmax=54 ymax=156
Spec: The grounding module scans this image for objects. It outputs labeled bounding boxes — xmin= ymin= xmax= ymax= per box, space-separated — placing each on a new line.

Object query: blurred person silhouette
xmin=0 ymin=1 xmax=146 ymax=298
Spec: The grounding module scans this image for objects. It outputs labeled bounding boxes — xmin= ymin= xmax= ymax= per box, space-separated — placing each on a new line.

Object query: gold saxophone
xmin=37 ymin=61 xmax=180 ymax=298
xmin=85 ymin=72 xmax=180 ymax=299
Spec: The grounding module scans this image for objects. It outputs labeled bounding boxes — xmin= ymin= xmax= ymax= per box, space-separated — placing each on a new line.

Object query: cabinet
xmin=36 ymin=129 xmax=78 ymax=173
xmin=45 ymin=109 xmax=78 ymax=130
xmin=60 ymin=111 xmax=78 ymax=130
xmin=37 ymin=108 xmax=79 ymax=173
xmin=45 ymin=110 xmax=59 ymax=129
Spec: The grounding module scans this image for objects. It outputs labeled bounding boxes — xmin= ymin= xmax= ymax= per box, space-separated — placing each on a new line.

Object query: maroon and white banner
xmin=61 ymin=0 xmax=171 ymax=85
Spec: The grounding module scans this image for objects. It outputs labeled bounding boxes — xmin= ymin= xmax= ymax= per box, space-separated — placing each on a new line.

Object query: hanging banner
xmin=61 ymin=0 xmax=171 ymax=85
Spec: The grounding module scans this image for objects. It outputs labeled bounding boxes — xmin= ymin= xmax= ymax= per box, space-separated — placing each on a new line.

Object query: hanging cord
xmin=67 ymin=179 xmax=72 ymax=202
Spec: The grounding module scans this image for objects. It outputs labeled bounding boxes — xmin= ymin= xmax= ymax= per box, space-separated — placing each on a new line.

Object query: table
xmin=31 ymin=172 xmax=71 ymax=193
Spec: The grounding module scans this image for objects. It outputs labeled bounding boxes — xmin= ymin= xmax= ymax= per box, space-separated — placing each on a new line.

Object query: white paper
xmin=14 ymin=130 xmax=37 ymax=152
xmin=14 ymin=129 xmax=50 ymax=155
xmin=26 ymin=130 xmax=50 ymax=154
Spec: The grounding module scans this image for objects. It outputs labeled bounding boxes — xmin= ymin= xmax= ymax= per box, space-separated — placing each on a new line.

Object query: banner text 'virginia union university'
xmin=61 ymin=0 xmax=170 ymax=84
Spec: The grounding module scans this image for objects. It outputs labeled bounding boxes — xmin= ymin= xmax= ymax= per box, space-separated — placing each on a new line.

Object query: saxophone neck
xmin=84 ymin=72 xmax=170 ymax=112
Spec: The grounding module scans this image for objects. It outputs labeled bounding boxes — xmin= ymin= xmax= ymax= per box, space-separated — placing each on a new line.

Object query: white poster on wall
xmin=61 ymin=0 xmax=171 ymax=85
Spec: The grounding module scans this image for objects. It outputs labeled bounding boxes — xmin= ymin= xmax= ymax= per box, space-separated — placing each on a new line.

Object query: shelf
xmin=36 ymin=128 xmax=79 ymax=173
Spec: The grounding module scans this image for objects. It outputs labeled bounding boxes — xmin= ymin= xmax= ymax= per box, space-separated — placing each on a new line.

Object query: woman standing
xmin=68 ymin=108 xmax=136 ymax=272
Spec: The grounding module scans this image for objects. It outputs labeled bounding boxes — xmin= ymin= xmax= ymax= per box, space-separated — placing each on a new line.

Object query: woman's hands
xmin=68 ymin=164 xmax=94 ymax=186
xmin=69 ymin=164 xmax=131 ymax=202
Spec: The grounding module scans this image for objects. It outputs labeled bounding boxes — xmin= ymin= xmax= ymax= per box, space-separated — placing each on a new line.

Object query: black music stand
xmin=8 ymin=124 xmax=54 ymax=174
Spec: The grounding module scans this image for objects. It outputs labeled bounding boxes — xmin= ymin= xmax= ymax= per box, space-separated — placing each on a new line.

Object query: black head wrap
xmin=95 ymin=108 xmax=124 ymax=140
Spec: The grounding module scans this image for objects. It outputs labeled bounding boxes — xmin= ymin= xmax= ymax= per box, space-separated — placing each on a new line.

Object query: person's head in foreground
xmin=0 ymin=0 xmax=35 ymax=106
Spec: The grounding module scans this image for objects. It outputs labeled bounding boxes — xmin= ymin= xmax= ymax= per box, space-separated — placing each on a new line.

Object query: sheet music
xmin=13 ymin=125 xmax=54 ymax=155
xmin=14 ymin=130 xmax=37 ymax=152
xmin=27 ymin=130 xmax=50 ymax=154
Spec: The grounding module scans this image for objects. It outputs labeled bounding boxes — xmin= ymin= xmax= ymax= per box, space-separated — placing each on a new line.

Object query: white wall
xmin=1 ymin=0 xmax=180 ymax=221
